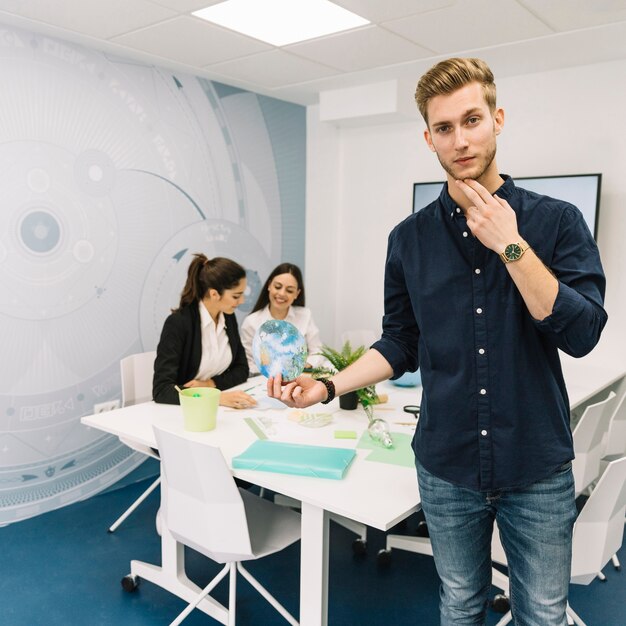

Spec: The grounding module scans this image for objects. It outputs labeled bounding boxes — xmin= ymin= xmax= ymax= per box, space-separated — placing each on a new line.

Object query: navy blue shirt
xmin=372 ymin=176 xmax=607 ymax=491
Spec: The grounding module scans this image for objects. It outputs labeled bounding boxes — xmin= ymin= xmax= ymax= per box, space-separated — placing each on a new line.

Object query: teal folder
xmin=232 ymin=440 xmax=356 ymax=480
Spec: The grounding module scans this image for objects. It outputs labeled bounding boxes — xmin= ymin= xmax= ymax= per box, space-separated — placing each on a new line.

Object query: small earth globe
xmin=252 ymin=320 xmax=308 ymax=381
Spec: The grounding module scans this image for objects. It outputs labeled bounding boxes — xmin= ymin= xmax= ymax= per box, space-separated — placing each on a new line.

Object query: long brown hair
xmin=251 ymin=263 xmax=305 ymax=314
xmin=175 ymin=254 xmax=246 ymax=311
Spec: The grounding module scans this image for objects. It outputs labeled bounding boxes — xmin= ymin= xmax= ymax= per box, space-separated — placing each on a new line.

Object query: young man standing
xmin=269 ymin=58 xmax=607 ymax=625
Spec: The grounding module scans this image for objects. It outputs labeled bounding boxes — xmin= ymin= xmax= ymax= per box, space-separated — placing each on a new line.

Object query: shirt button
xmin=456 ymin=207 xmax=461 ymax=213
xmin=476 ymin=307 xmax=483 ymax=314
xmin=474 ymin=268 xmax=481 ymax=274
xmin=481 ymin=429 xmax=488 ymax=436
xmin=480 ymin=388 xmax=487 ymax=395
xmin=478 ymin=348 xmax=485 ymax=355
xmin=450 ymin=212 xmax=454 ymax=218
xmin=462 ymin=231 xmax=468 ymax=238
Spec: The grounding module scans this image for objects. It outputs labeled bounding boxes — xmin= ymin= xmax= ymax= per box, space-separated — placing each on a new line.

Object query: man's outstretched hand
xmin=267 ymin=374 xmax=327 ymax=408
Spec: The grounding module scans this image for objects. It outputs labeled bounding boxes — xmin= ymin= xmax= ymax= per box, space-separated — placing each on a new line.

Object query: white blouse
xmin=195 ymin=302 xmax=232 ymax=381
xmin=241 ymin=305 xmax=326 ymax=374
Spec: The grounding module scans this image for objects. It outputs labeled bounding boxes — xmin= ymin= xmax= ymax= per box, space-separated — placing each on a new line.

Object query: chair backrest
xmin=120 ymin=351 xmax=156 ymax=406
xmin=571 ymin=391 xmax=617 ymax=494
xmin=571 ymin=456 xmax=626 ymax=585
xmin=604 ymin=391 xmax=626 ymax=457
xmin=153 ymin=426 xmax=253 ymax=564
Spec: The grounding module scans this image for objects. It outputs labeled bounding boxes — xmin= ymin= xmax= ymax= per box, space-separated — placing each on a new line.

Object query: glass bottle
xmin=364 ymin=405 xmax=393 ymax=448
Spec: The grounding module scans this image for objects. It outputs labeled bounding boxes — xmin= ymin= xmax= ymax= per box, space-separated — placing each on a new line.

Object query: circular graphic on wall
xmin=0 ymin=26 xmax=298 ymax=524
xmin=139 ymin=220 xmax=272 ymax=350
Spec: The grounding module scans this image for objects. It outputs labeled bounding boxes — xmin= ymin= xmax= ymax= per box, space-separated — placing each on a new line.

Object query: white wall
xmin=306 ymin=58 xmax=626 ymax=362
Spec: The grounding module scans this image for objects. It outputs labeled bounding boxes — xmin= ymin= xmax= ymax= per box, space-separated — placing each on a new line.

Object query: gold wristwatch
xmin=500 ymin=241 xmax=528 ymax=263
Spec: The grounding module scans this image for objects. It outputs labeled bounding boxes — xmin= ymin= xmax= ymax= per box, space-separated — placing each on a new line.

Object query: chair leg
xmin=229 ymin=563 xmax=237 ymax=626
xmin=567 ymin=603 xmax=587 ymax=626
xmin=108 ymin=476 xmax=161 ymax=533
xmin=492 ymin=608 xmax=577 ymax=626
xmin=494 ymin=611 xmax=512 ymax=626
xmin=329 ymin=512 xmax=367 ymax=541
xmin=169 ymin=563 xmax=231 ymax=626
xmin=611 ymin=553 xmax=621 ymax=570
xmin=237 ymin=563 xmax=299 ymax=626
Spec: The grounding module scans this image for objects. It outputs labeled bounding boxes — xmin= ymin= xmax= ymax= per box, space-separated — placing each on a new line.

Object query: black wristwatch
xmin=318 ymin=378 xmax=336 ymax=404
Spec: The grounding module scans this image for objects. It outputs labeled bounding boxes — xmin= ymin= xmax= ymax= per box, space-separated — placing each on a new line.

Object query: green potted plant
xmin=312 ymin=341 xmax=378 ymax=410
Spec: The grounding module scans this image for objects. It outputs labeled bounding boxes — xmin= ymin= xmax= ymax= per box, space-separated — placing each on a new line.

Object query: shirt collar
xmin=265 ymin=304 xmax=297 ymax=323
xmin=440 ymin=174 xmax=516 ymax=220
xmin=199 ymin=301 xmax=225 ymax=332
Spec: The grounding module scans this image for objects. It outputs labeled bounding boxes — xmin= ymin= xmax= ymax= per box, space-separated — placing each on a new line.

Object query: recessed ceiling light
xmin=192 ymin=0 xmax=369 ymax=47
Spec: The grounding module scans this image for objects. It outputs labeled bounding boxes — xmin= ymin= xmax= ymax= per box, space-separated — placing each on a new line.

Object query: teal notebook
xmin=232 ymin=440 xmax=356 ymax=480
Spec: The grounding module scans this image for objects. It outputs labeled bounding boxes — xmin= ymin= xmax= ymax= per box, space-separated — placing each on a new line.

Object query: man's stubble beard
xmin=437 ymin=135 xmax=497 ymax=184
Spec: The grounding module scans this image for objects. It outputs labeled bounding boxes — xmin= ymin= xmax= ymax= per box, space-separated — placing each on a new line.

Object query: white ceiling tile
xmin=519 ymin=0 xmax=626 ymax=31
xmin=112 ymin=16 xmax=271 ymax=66
xmin=0 ymin=0 xmax=625 ymax=105
xmin=0 ymin=0 xmax=176 ymax=39
xmin=286 ymin=25 xmax=433 ymax=72
xmin=479 ymin=19 xmax=626 ymax=79
xmin=384 ymin=0 xmax=552 ymax=54
xmin=332 ymin=0 xmax=456 ymax=22
xmin=148 ymin=0 xmax=222 ymax=13
xmin=207 ymin=49 xmax=341 ymax=88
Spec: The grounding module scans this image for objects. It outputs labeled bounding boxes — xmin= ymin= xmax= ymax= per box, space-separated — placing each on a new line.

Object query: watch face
xmin=505 ymin=243 xmax=522 ymax=261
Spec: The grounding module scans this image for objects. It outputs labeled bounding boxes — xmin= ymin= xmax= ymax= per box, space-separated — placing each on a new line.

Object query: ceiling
xmin=1 ymin=0 xmax=626 ymax=105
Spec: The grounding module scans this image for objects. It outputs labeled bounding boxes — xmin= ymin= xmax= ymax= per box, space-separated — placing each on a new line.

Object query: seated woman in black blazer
xmin=153 ymin=253 xmax=256 ymax=410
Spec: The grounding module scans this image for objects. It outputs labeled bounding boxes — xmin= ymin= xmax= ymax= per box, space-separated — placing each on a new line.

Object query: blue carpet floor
xmin=1 ymin=473 xmax=624 ymax=625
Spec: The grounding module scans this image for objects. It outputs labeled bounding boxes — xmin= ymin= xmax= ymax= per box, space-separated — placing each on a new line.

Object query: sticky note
xmin=334 ymin=430 xmax=357 ymax=439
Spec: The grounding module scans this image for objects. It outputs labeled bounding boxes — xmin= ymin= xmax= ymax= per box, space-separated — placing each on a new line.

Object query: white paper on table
xmin=252 ymin=396 xmax=288 ymax=411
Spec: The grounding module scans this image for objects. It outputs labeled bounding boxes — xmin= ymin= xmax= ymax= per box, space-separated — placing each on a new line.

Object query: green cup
xmin=179 ymin=387 xmax=221 ymax=432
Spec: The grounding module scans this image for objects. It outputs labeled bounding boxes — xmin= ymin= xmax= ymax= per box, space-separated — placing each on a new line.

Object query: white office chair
xmin=272 ymin=493 xmax=368 ymax=554
xmin=603 ymin=390 xmax=626 ymax=459
xmin=492 ymin=456 xmax=626 ymax=626
xmin=596 ymin=389 xmax=626 ymax=577
xmin=108 ymin=351 xmax=160 ymax=533
xmin=571 ymin=391 xmax=618 ymax=496
xmin=153 ymin=426 xmax=301 ymax=626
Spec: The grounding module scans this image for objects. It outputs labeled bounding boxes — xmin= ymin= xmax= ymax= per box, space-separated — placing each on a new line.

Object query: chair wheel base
xmin=415 ymin=521 xmax=430 ymax=537
xmin=376 ymin=549 xmax=392 ymax=567
xmin=121 ymin=574 xmax=140 ymax=592
xmin=490 ymin=594 xmax=510 ymax=613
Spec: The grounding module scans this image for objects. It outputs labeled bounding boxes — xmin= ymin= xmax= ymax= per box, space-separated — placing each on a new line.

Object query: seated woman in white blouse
xmin=153 ymin=253 xmax=256 ymax=410
xmin=241 ymin=263 xmax=326 ymax=374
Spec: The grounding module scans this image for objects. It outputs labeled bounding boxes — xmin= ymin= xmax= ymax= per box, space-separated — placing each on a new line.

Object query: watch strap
xmin=318 ymin=378 xmax=336 ymax=404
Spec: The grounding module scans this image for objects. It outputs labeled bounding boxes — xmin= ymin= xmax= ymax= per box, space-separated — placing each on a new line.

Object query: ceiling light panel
xmin=193 ymin=0 xmax=369 ymax=46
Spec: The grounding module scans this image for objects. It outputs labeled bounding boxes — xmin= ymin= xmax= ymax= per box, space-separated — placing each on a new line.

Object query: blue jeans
xmin=416 ymin=461 xmax=577 ymax=626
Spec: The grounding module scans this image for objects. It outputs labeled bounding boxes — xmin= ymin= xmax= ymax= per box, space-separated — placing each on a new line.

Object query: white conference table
xmin=82 ymin=379 xmax=421 ymax=626
xmin=81 ymin=347 xmax=625 ymax=626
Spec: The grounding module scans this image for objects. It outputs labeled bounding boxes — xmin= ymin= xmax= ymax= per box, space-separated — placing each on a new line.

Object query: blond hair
xmin=415 ymin=58 xmax=496 ymax=125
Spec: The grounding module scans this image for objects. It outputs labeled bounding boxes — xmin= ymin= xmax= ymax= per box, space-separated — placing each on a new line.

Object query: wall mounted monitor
xmin=412 ymin=174 xmax=602 ymax=240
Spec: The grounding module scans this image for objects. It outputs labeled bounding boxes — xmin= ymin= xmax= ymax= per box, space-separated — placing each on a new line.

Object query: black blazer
xmin=152 ymin=304 xmax=249 ymax=405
